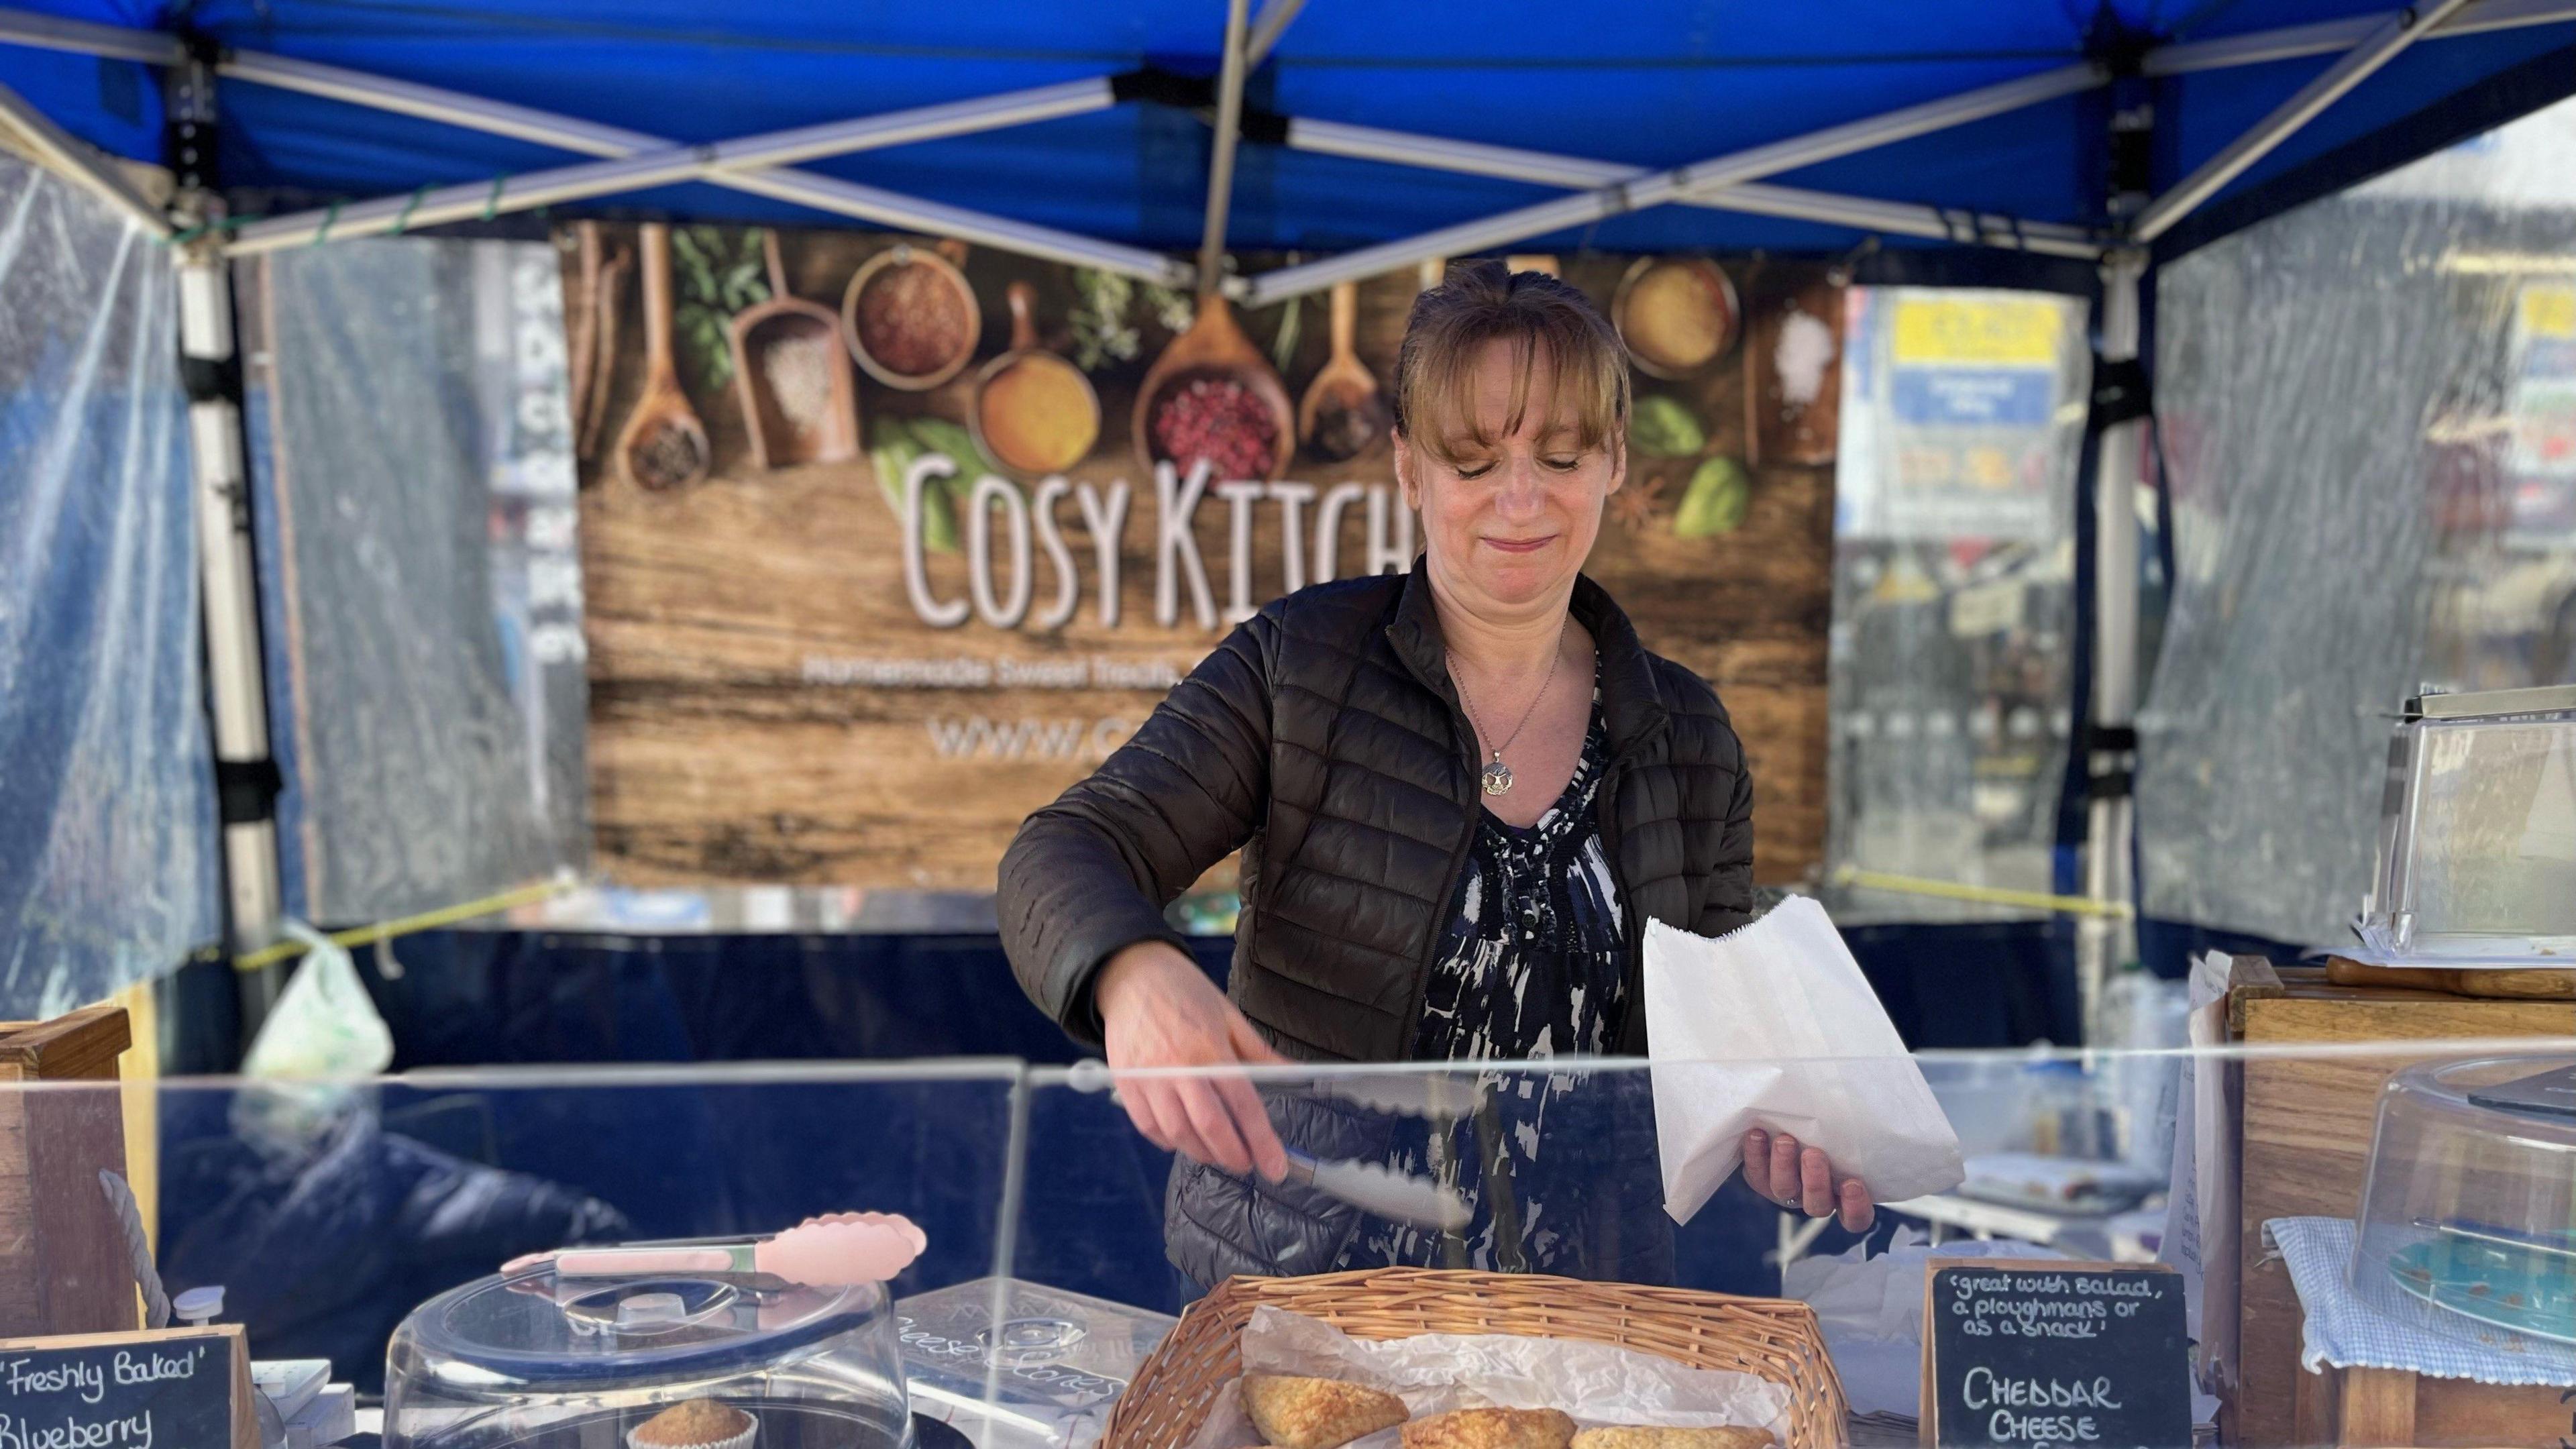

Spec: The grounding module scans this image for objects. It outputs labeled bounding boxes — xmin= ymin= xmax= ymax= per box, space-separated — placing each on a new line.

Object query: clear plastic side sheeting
xmin=2138 ymin=95 xmax=2576 ymax=947
xmin=241 ymin=237 xmax=588 ymax=924
xmin=1825 ymin=288 xmax=2090 ymax=924
xmin=0 ymin=154 xmax=216 ymax=1017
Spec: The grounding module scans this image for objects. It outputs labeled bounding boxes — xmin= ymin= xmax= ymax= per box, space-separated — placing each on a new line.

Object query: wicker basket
xmin=1100 ymin=1269 xmax=1849 ymax=1449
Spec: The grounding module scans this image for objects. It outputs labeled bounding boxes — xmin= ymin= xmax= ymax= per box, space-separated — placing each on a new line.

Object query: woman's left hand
xmin=1741 ymin=1128 xmax=1876 ymax=1232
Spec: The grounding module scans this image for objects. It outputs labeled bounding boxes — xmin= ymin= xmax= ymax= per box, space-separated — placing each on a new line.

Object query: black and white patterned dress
xmin=1334 ymin=685 xmax=1632 ymax=1273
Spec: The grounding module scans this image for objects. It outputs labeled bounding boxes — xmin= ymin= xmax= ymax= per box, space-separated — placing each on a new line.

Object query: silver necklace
xmin=1452 ymin=621 xmax=1570 ymax=797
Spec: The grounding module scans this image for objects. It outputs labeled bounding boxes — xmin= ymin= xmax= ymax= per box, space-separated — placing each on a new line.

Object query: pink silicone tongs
xmin=504 ymin=1212 xmax=927 ymax=1287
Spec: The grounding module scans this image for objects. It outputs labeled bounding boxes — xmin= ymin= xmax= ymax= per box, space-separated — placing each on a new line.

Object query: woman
xmin=1000 ymin=262 xmax=1872 ymax=1287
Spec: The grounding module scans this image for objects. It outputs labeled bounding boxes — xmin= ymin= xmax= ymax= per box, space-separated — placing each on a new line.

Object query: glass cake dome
xmin=2350 ymin=1056 xmax=2576 ymax=1350
xmin=384 ymin=1260 xmax=916 ymax=1448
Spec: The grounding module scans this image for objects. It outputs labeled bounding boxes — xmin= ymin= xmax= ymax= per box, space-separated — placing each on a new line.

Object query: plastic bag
xmin=232 ymin=922 xmax=397 ymax=1150
xmin=1783 ymin=1229 xmax=2065 ymax=1417
xmin=243 ymin=922 xmax=396 ymax=1078
xmin=1646 ymin=896 xmax=1964 ymax=1224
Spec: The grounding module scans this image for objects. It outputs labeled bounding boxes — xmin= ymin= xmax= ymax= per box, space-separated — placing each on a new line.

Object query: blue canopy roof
xmin=8 ymin=0 xmax=2575 ymax=274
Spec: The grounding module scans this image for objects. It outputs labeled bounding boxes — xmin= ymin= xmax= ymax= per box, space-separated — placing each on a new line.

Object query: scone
xmin=1572 ymin=1429 xmax=1775 ymax=1449
xmin=1401 ymin=1408 xmax=1578 ymax=1449
xmin=629 ymin=1398 xmax=755 ymax=1449
xmin=1241 ymin=1374 xmax=1410 ymax=1449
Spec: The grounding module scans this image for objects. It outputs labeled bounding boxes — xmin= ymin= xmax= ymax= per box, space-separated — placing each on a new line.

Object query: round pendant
xmin=1481 ymin=760 xmax=1515 ymax=796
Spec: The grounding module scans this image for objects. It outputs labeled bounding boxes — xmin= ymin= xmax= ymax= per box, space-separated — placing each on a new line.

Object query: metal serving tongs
xmin=1293 ymin=1069 xmax=1506 ymax=1256
xmin=1296 ymin=1070 xmax=1479 ymax=1123
xmin=1076 ymin=1059 xmax=1475 ymax=1233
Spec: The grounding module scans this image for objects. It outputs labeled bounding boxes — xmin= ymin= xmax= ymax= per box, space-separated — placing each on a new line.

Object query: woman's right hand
xmin=1095 ymin=941 xmax=1290 ymax=1181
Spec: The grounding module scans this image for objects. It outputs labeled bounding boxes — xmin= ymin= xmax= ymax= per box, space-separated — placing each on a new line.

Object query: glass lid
xmin=406 ymin=1266 xmax=889 ymax=1389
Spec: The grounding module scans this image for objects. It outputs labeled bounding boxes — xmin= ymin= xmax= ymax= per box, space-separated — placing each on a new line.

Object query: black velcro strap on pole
xmin=1236 ymin=107 xmax=1290 ymax=146
xmin=2092 ymin=357 xmax=2153 ymax=427
xmin=215 ymin=757 xmax=284 ymax=825
xmin=180 ymin=353 xmax=239 ymax=404
xmin=2088 ymin=724 xmax=2139 ymax=754
xmin=2088 ymin=769 xmax=2135 ymax=802
xmin=1110 ymin=66 xmax=1215 ymax=109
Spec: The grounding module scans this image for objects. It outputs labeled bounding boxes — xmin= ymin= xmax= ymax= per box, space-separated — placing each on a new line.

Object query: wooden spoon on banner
xmin=615 ymin=222 xmax=710 ymax=490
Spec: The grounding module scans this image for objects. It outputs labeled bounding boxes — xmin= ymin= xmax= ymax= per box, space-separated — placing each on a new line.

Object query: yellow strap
xmin=233 ymin=877 xmax=574 ymax=973
xmin=1829 ymin=865 xmax=2133 ymax=920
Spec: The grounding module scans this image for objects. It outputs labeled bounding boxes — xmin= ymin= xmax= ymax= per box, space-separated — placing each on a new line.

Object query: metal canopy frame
xmin=0 ymin=1 xmax=2565 ymax=278
xmin=0 ymin=74 xmax=166 ymax=235
xmin=2134 ymin=0 xmax=2474 ymax=241
xmin=225 ymin=79 xmax=1120 ymax=257
xmin=4 ymin=0 xmax=2573 ymax=1032
xmin=1279 ymin=118 xmax=2108 ymax=262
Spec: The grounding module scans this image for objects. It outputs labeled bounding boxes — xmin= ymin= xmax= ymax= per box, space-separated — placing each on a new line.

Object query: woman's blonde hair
xmin=1393 ymin=259 xmax=1629 ymax=470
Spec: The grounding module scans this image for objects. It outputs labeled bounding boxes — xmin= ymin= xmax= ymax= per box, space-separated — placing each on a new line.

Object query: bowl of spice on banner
xmin=1132 ymin=293 xmax=1293 ymax=482
xmin=973 ymin=280 xmax=1100 ymax=480
xmin=1149 ymin=373 xmax=1287 ymax=481
xmin=1613 ymin=256 xmax=1739 ymax=380
xmin=843 ymin=240 xmax=980 ymax=391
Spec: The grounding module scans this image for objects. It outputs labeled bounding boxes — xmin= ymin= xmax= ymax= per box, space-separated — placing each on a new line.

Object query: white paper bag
xmin=1646 ymin=896 xmax=1964 ymax=1224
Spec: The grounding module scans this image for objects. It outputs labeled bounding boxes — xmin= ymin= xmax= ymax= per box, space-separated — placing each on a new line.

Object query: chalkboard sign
xmin=1921 ymin=1260 xmax=2190 ymax=1449
xmin=0 ymin=1325 xmax=253 ymax=1449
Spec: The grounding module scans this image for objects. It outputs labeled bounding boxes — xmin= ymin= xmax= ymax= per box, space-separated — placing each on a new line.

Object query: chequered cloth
xmin=2267 ymin=1216 xmax=2576 ymax=1387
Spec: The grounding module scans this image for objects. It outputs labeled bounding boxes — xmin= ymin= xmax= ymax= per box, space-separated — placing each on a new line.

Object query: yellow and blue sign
xmin=1890 ymin=297 xmax=2064 ymax=429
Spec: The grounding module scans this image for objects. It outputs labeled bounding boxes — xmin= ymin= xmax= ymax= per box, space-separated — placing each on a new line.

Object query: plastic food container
xmin=384 ymin=1260 xmax=918 ymax=1448
xmin=894 ymin=1277 xmax=1175 ymax=1449
xmin=2357 ymin=685 xmax=2576 ymax=964
xmin=2349 ymin=1056 xmax=2576 ymax=1347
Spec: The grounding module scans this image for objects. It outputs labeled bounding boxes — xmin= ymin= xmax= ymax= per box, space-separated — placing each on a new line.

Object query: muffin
xmin=630 ymin=1399 xmax=756 ymax=1449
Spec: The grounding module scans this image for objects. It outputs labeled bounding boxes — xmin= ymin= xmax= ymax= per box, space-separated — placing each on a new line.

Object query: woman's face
xmin=1397 ymin=339 xmax=1625 ymax=621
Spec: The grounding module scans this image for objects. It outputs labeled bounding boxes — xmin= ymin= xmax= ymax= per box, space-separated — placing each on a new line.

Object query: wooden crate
xmin=0 ymin=1004 xmax=136 ymax=1336
xmin=2225 ymin=959 xmax=2575 ymax=1449
xmin=2294 ymin=1362 xmax=2576 ymax=1447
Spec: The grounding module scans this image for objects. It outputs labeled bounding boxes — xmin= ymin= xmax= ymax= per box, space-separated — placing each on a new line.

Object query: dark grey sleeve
xmin=997 ymin=614 xmax=1275 ymax=1044
xmin=1692 ymin=724 xmax=1758 ymax=939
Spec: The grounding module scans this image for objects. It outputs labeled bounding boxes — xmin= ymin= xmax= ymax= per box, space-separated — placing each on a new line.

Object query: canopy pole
xmin=1198 ymin=0 xmax=1253 ymax=301
xmin=166 ymin=57 xmax=286 ymax=1033
xmin=2080 ymin=250 xmax=2147 ymax=1042
xmin=2144 ymin=0 xmax=2576 ymax=74
xmin=0 ymin=5 xmax=177 ymax=62
xmin=0 ymin=78 xmax=169 ymax=235
xmin=2133 ymin=0 xmax=2474 ymax=242
xmin=67 ymin=34 xmax=1187 ymax=284
xmin=721 ymin=170 xmax=1192 ymax=285
xmin=222 ymin=64 xmax=1188 ymax=282
xmin=1285 ymin=118 xmax=2104 ymax=260
xmin=226 ymin=78 xmax=1118 ymax=256
xmin=1240 ymin=60 xmax=2108 ymax=304
xmin=219 ymin=49 xmax=649 ymax=157
xmin=186 ymin=49 xmax=1175 ymax=280
xmin=1246 ymin=0 xmax=1305 ymax=68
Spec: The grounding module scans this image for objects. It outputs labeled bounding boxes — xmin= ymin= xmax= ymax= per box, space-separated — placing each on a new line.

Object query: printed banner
xmin=568 ymin=227 xmax=1838 ymax=890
